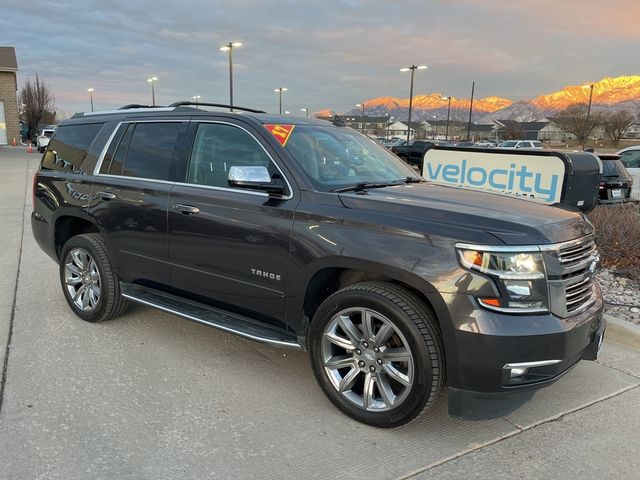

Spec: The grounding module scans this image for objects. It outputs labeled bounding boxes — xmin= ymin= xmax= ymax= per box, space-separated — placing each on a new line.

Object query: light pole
xmin=300 ymin=108 xmax=309 ymax=117
xmin=356 ymin=102 xmax=366 ymax=133
xmin=466 ymin=81 xmax=475 ymax=141
xmin=584 ymin=84 xmax=594 ymax=149
xmin=442 ymin=96 xmax=452 ymax=140
xmin=192 ymin=95 xmax=201 ymax=109
xmin=87 ymin=88 xmax=94 ymax=112
xmin=147 ymin=76 xmax=158 ymax=106
xmin=400 ymin=65 xmax=427 ymax=142
xmin=274 ymin=87 xmax=287 ymax=114
xmin=220 ymin=42 xmax=242 ymax=111
xmin=387 ymin=116 xmax=394 ymax=139
xmin=432 ymin=115 xmax=439 ymax=139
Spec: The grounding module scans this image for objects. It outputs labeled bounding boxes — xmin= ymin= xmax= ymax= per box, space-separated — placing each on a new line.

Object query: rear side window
xmin=620 ymin=150 xmax=640 ymax=168
xmin=41 ymin=123 xmax=104 ymax=174
xmin=121 ymin=123 xmax=184 ymax=180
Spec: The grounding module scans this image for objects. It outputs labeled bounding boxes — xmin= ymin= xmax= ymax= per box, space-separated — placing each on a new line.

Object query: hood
xmin=338 ymin=183 xmax=593 ymax=245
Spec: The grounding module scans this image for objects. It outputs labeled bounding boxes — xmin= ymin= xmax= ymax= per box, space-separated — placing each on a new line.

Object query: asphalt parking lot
xmin=1 ymin=146 xmax=640 ymax=480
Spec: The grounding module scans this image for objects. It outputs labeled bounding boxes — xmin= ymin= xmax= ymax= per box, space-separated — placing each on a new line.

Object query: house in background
xmin=0 ymin=46 xmax=19 ymax=145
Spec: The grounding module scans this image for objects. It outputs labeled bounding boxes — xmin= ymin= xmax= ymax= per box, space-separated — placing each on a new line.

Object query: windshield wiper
xmin=332 ymin=177 xmax=422 ymax=193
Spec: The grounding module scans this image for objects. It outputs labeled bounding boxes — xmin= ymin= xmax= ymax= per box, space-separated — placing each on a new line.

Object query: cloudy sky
xmin=2 ymin=0 xmax=638 ymax=116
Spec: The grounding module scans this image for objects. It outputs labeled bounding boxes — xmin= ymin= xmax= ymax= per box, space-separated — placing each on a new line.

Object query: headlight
xmin=456 ymin=246 xmax=548 ymax=313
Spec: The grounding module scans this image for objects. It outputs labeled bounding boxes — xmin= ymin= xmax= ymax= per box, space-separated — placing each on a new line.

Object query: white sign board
xmin=422 ymin=149 xmax=566 ymax=204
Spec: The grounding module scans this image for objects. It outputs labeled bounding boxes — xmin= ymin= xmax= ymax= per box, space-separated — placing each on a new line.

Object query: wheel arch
xmin=53 ymin=213 xmax=100 ymax=260
xmin=297 ymin=258 xmax=456 ymax=371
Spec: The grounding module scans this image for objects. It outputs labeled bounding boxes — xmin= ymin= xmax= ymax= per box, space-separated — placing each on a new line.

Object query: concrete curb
xmin=605 ymin=314 xmax=640 ymax=350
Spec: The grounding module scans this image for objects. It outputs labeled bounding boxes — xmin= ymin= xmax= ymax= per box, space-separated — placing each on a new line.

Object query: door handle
xmin=173 ymin=204 xmax=200 ymax=215
xmin=97 ymin=191 xmax=116 ymax=200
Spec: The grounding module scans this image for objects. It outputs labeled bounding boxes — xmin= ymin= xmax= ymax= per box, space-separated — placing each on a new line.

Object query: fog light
xmin=510 ymin=367 xmax=529 ymax=378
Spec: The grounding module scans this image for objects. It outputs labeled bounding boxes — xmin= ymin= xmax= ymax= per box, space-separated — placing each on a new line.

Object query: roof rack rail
xmin=169 ymin=101 xmax=266 ymax=114
xmin=118 ymin=104 xmax=165 ymax=110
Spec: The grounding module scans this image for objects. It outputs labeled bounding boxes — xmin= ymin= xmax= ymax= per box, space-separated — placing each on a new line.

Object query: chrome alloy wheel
xmin=64 ymin=247 xmax=101 ymax=311
xmin=321 ymin=308 xmax=415 ymax=412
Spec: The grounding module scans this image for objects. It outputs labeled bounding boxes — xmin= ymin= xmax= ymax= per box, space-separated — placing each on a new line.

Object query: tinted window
xmin=620 ymin=150 xmax=640 ymax=168
xmin=186 ymin=123 xmax=276 ymax=189
xmin=107 ymin=124 xmax=134 ymax=176
xmin=120 ymin=123 xmax=184 ymax=181
xmin=602 ymin=159 xmax=627 ymax=177
xmin=41 ymin=123 xmax=104 ymax=174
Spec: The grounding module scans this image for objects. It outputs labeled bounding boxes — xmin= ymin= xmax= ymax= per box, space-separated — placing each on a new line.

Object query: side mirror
xmin=227 ymin=166 xmax=287 ymax=196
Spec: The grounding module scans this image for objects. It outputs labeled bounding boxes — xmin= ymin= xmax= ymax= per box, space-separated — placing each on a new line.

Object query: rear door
xmin=167 ymin=119 xmax=297 ymax=328
xmin=88 ymin=120 xmax=188 ymax=288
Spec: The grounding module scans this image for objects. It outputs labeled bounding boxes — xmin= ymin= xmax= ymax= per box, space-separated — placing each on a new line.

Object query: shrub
xmin=588 ymin=203 xmax=640 ymax=281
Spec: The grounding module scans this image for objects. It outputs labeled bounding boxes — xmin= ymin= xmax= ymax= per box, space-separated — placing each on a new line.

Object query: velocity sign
xmin=422 ymin=149 xmax=566 ymax=204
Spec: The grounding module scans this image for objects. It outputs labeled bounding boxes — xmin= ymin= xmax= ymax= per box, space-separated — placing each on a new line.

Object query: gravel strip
xmin=596 ymin=268 xmax=640 ymax=325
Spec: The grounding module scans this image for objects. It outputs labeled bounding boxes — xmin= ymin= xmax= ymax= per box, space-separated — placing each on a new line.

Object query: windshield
xmin=284 ymin=125 xmax=420 ymax=191
xmin=499 ymin=141 xmax=518 ymax=147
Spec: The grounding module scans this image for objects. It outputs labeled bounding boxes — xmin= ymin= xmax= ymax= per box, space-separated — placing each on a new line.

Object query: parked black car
xmin=597 ymin=154 xmax=633 ymax=203
xmin=392 ymin=140 xmax=450 ymax=168
xmin=32 ymin=102 xmax=604 ymax=427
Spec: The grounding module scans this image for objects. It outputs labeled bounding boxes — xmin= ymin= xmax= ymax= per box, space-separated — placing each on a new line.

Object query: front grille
xmin=543 ymin=236 xmax=599 ymax=317
xmin=557 ymin=239 xmax=597 ymax=266
xmin=565 ymin=276 xmax=595 ymax=313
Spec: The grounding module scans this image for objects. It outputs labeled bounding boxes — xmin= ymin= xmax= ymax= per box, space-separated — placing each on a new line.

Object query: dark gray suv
xmin=31 ymin=102 xmax=605 ymax=427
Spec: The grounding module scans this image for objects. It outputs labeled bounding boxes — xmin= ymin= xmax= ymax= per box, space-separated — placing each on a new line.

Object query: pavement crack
xmin=397 ymin=383 xmax=640 ymax=480
xmin=0 ymin=167 xmax=28 ymax=415
xmin=595 ymin=359 xmax=640 ymax=380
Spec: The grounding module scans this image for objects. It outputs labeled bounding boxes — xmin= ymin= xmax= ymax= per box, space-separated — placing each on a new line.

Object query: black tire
xmin=59 ymin=233 xmax=128 ymax=322
xmin=309 ymin=281 xmax=444 ymax=427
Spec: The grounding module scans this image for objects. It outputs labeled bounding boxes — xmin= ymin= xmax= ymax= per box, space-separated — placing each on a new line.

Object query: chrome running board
xmin=120 ymin=283 xmax=302 ymax=350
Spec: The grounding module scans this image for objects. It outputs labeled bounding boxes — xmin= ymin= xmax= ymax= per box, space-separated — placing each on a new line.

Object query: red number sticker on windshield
xmin=264 ymin=124 xmax=295 ymax=147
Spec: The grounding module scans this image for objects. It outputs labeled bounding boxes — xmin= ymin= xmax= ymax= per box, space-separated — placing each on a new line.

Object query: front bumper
xmin=441 ymin=286 xmax=605 ymax=419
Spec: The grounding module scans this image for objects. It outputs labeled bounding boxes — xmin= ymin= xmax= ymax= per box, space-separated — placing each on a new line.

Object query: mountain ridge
xmin=314 ymin=75 xmax=640 ymax=122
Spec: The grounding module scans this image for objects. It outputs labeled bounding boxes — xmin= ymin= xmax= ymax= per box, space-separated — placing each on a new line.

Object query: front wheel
xmin=309 ymin=282 xmax=444 ymax=427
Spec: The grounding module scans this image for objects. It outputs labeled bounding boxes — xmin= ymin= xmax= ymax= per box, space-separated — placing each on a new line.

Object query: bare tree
xmin=603 ymin=109 xmax=634 ymax=146
xmin=555 ymin=104 xmax=603 ymax=149
xmin=19 ymin=74 xmax=55 ymax=142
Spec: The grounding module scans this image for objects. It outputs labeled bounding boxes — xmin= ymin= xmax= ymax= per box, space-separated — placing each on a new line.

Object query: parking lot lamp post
xmin=300 ymin=108 xmax=309 ymax=117
xmin=87 ymin=88 xmax=94 ymax=112
xmin=147 ymin=76 xmax=158 ymax=106
xmin=584 ymin=84 xmax=594 ymax=149
xmin=400 ymin=65 xmax=427 ymax=142
xmin=356 ymin=103 xmax=366 ymax=133
xmin=466 ymin=81 xmax=475 ymax=141
xmin=442 ymin=96 xmax=452 ymax=140
xmin=192 ymin=95 xmax=201 ymax=109
xmin=220 ymin=42 xmax=242 ymax=111
xmin=274 ymin=87 xmax=287 ymax=114
xmin=433 ymin=115 xmax=439 ymax=139
xmin=387 ymin=116 xmax=394 ymax=139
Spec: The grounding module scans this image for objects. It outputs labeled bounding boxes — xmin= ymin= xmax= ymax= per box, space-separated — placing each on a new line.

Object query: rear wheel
xmin=59 ymin=233 xmax=128 ymax=322
xmin=309 ymin=282 xmax=444 ymax=427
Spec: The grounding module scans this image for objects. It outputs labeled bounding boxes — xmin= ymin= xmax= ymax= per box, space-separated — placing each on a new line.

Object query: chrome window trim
xmin=93 ymin=122 xmax=123 ymax=175
xmin=173 ymin=181 xmax=268 ymax=197
xmin=182 ymin=120 xmax=294 ymax=200
xmin=94 ymin=174 xmax=175 ymax=186
xmin=93 ymin=119 xmax=189 ymax=176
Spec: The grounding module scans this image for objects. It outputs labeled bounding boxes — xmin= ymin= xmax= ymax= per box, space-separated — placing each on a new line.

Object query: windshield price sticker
xmin=264 ymin=124 xmax=295 ymax=147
